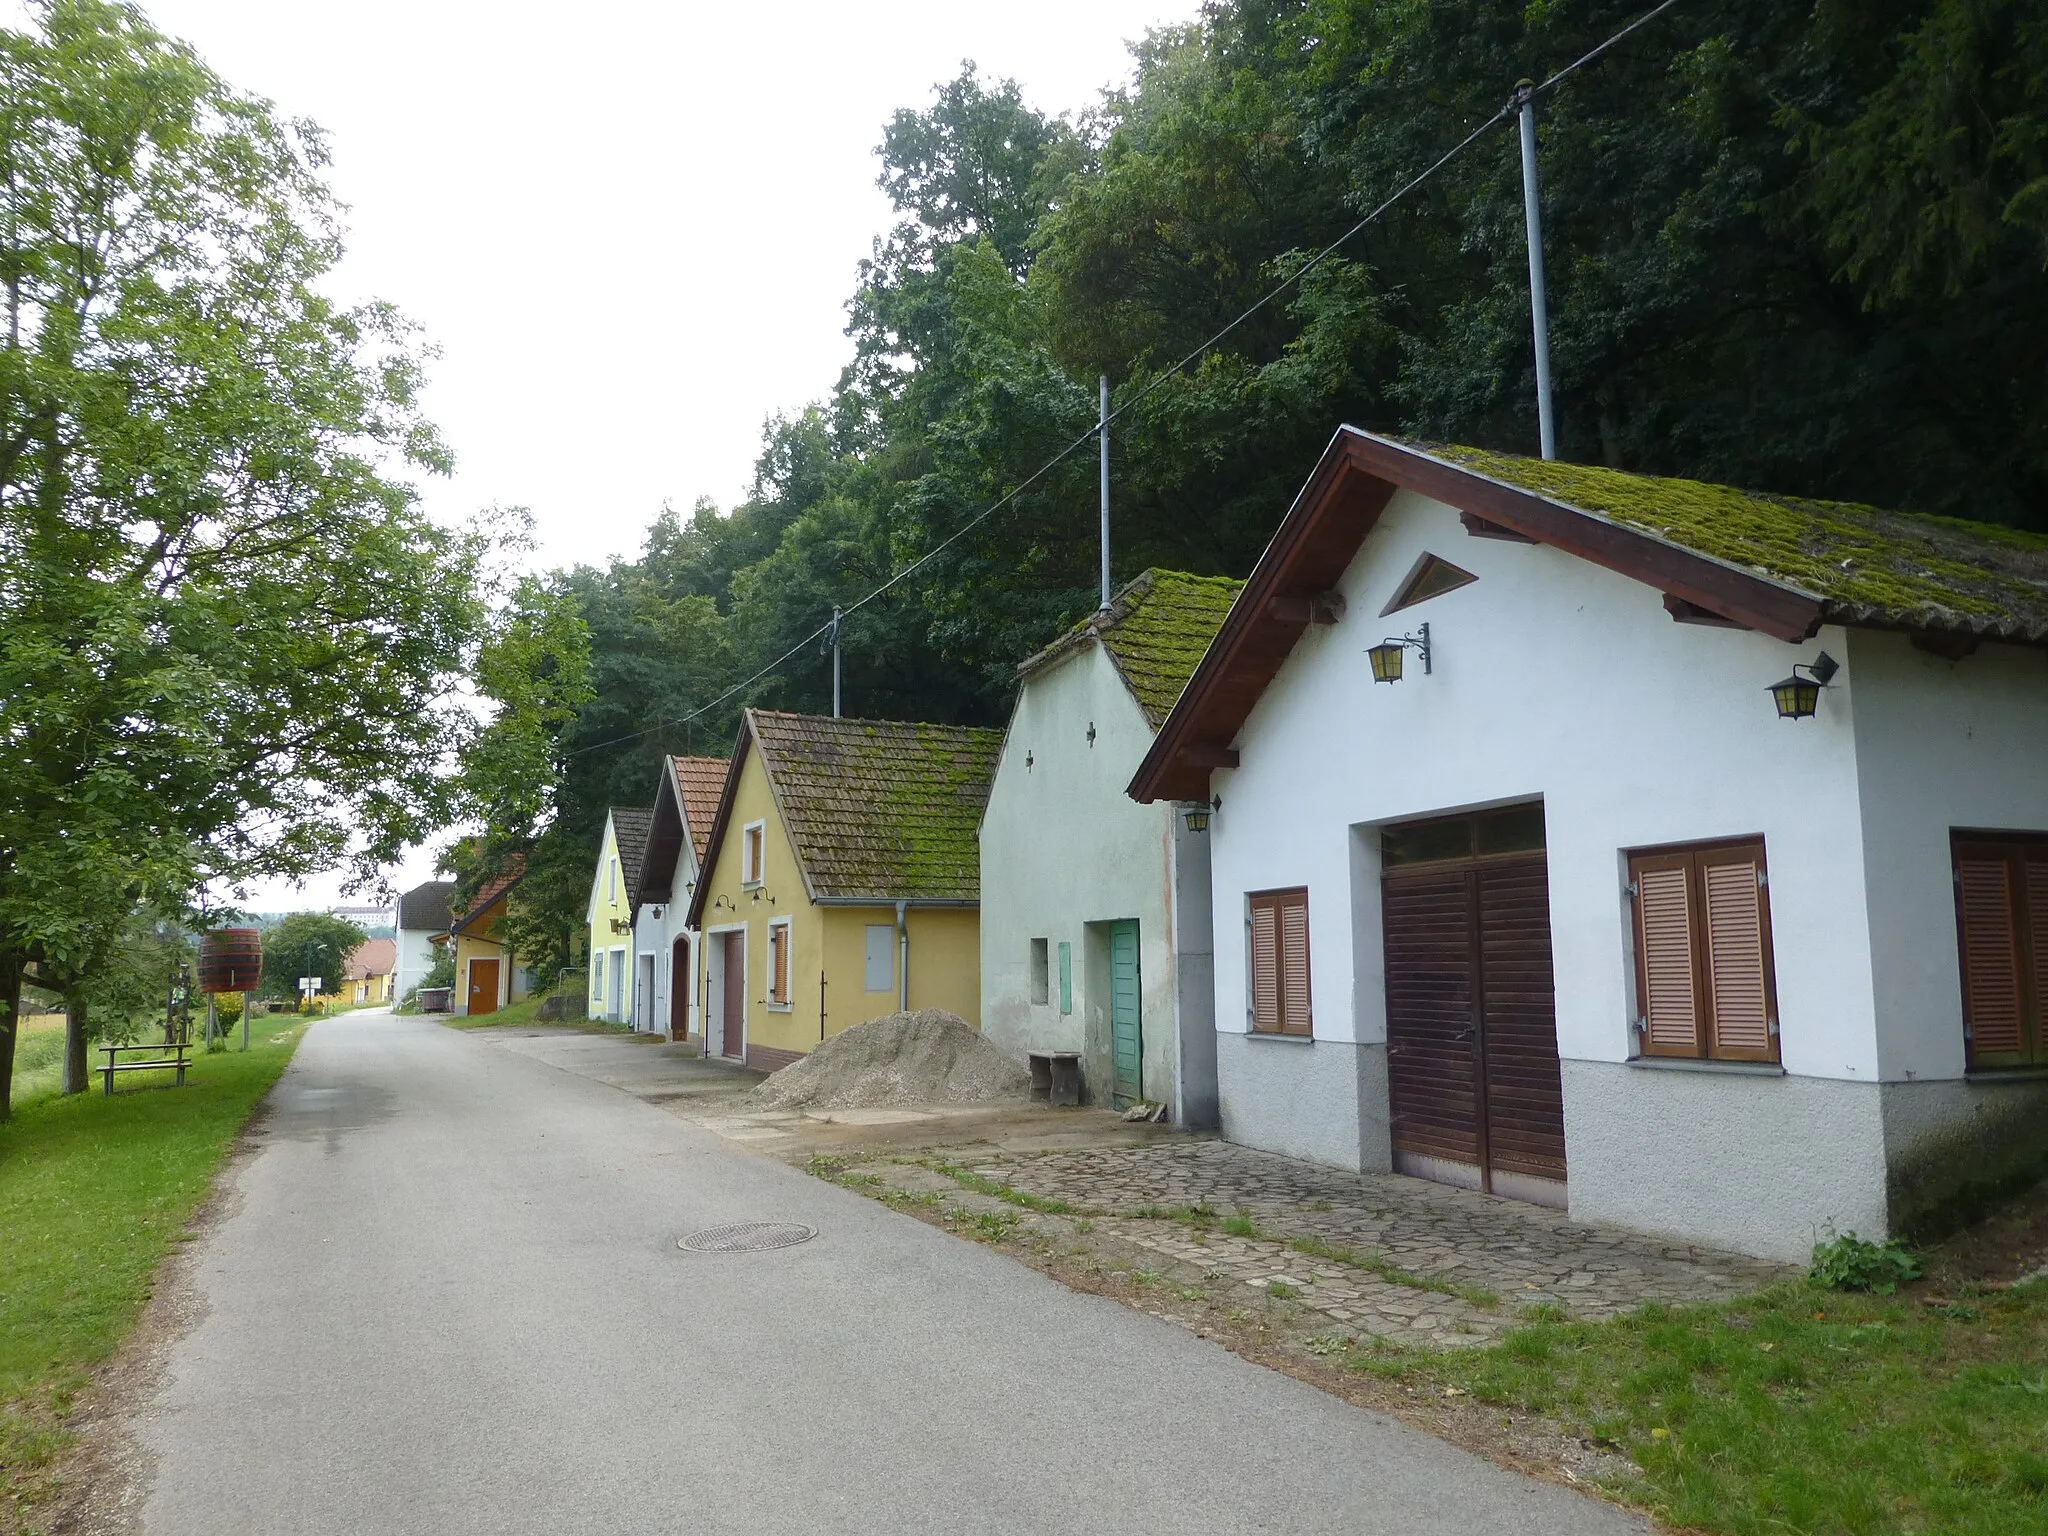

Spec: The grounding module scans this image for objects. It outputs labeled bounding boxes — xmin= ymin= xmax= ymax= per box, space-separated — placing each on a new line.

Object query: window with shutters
xmin=1247 ymin=888 xmax=1312 ymax=1036
xmin=741 ymin=821 xmax=766 ymax=886
xmin=1627 ymin=839 xmax=1779 ymax=1063
xmin=1951 ymin=832 xmax=2048 ymax=1069
xmin=766 ymin=918 xmax=791 ymax=1008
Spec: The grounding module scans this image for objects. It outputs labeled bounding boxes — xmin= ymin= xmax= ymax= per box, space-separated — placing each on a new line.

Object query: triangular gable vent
xmin=1381 ymin=551 xmax=1477 ymax=616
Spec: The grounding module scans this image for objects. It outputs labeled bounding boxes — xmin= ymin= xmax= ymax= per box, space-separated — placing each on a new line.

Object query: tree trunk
xmin=63 ymin=992 xmax=88 ymax=1096
xmin=0 ymin=954 xmax=22 ymax=1123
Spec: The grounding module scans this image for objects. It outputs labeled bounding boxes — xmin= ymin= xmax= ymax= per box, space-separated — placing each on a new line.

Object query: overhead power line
xmin=568 ymin=0 xmax=1687 ymax=759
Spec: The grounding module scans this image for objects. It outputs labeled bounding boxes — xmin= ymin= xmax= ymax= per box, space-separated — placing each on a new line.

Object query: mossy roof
xmin=1017 ymin=569 xmax=1248 ymax=727
xmin=749 ymin=710 xmax=1003 ymax=903
xmin=1424 ymin=442 xmax=2048 ymax=641
xmin=609 ymin=805 xmax=653 ymax=907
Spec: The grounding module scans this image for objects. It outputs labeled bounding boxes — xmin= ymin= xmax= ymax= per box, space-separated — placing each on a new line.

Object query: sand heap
xmin=747 ymin=1009 xmax=1031 ymax=1111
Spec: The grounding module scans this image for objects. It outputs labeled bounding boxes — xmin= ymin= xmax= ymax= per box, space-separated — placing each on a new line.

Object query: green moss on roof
xmin=1019 ymin=569 xmax=1246 ymax=727
xmin=749 ymin=710 xmax=1002 ymax=902
xmin=1426 ymin=443 xmax=2048 ymax=638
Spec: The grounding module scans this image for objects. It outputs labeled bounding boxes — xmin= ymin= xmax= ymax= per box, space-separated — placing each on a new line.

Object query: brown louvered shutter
xmin=1279 ymin=891 xmax=1312 ymax=1036
xmin=769 ymin=923 xmax=790 ymax=1004
xmin=1701 ymin=845 xmax=1775 ymax=1060
xmin=1632 ymin=855 xmax=1700 ymax=1055
xmin=1249 ymin=897 xmax=1280 ymax=1032
xmin=1955 ymin=853 xmax=2025 ymax=1062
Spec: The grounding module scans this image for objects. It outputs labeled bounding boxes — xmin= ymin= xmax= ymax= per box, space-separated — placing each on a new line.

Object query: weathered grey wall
xmin=1880 ymin=1075 xmax=2048 ymax=1236
xmin=1563 ymin=1061 xmax=1889 ymax=1262
xmin=1216 ymin=1035 xmax=1389 ymax=1173
xmin=1171 ymin=818 xmax=1219 ymax=1129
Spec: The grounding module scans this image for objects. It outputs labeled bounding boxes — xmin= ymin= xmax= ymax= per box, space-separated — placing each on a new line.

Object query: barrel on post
xmin=197 ymin=928 xmax=263 ymax=994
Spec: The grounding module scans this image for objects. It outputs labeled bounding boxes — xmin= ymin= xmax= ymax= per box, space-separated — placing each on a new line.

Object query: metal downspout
xmin=896 ymin=900 xmax=909 ymax=1013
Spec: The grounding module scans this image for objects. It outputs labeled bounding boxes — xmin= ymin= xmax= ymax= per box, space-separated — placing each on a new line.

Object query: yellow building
xmin=585 ymin=806 xmax=651 ymax=1022
xmin=684 ymin=709 xmax=1002 ymax=1072
xmin=450 ymin=857 xmax=529 ymax=1017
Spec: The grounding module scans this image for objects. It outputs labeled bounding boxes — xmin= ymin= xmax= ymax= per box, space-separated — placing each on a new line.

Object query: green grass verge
xmin=437 ymin=995 xmax=615 ymax=1032
xmin=1359 ymin=1280 xmax=2048 ymax=1535
xmin=6 ymin=1022 xmax=66 ymax=1111
xmin=0 ymin=1024 xmax=306 ymax=1517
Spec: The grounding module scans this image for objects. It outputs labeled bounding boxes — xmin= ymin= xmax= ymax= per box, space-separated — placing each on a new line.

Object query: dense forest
xmin=472 ymin=0 xmax=2048 ymax=978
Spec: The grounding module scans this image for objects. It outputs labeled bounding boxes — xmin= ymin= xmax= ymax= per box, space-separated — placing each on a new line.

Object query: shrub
xmin=1809 ymin=1231 xmax=1921 ymax=1294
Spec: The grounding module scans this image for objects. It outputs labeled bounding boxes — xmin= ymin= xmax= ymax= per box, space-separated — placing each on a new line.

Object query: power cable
xmin=568 ymin=0 xmax=1687 ymax=756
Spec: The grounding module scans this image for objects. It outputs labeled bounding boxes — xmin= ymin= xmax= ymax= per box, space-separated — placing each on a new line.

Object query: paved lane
xmin=135 ymin=1011 xmax=1645 ymax=1535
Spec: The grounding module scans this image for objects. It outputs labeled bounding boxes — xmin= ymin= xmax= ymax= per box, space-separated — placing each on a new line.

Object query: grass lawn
xmin=0 ymin=1024 xmax=305 ymax=1522
xmin=440 ymin=994 xmax=622 ymax=1032
xmin=1354 ymin=1279 xmax=2048 ymax=1535
xmin=5 ymin=1021 xmax=67 ymax=1111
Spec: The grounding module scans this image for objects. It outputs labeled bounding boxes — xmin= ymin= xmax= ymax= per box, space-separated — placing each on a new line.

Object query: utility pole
xmin=1513 ymin=79 xmax=1557 ymax=461
xmin=1097 ymin=374 xmax=1111 ymax=610
xmin=830 ymin=607 xmax=842 ymax=719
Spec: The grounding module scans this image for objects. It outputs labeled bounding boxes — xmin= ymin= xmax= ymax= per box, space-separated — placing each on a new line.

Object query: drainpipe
xmin=895 ymin=901 xmax=909 ymax=1013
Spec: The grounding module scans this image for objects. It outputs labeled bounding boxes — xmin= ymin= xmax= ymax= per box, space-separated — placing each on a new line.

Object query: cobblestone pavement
xmin=919 ymin=1138 xmax=1792 ymax=1349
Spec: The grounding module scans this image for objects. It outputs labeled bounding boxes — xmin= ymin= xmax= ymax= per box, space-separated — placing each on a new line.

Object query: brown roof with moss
xmin=1018 ymin=569 xmax=1247 ymax=727
xmin=749 ymin=710 xmax=1003 ymax=902
xmin=1427 ymin=443 xmax=2048 ymax=641
xmin=670 ymin=756 xmax=727 ymax=862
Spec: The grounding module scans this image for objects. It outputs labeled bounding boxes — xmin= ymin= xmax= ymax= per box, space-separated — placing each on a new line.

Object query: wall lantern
xmin=1767 ymin=651 xmax=1839 ymax=720
xmin=1181 ymin=797 xmax=1221 ymax=833
xmin=1367 ymin=621 xmax=1432 ymax=683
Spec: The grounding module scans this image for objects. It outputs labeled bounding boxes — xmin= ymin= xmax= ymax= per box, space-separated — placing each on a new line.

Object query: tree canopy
xmin=490 ymin=2 xmax=2046 ymax=970
xmin=0 ymin=0 xmax=490 ymax=1114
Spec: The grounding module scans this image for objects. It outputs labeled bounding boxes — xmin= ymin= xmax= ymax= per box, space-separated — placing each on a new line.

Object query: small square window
xmin=1029 ymin=939 xmax=1050 ymax=1005
xmin=1058 ymin=941 xmax=1073 ymax=1015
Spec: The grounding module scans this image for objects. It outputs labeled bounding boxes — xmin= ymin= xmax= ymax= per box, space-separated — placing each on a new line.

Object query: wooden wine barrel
xmin=197 ymin=928 xmax=263 ymax=994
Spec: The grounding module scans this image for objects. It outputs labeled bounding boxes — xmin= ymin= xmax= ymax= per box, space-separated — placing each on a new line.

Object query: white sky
xmin=116 ymin=0 xmax=1194 ymax=910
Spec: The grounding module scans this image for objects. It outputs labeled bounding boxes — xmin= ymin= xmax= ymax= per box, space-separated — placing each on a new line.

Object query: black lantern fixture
xmin=1367 ymin=622 xmax=1432 ymax=683
xmin=1181 ymin=796 xmax=1221 ymax=833
xmin=1767 ymin=651 xmax=1839 ymax=720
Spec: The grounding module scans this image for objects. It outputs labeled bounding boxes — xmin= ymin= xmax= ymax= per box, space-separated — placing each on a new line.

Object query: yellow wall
xmin=695 ymin=744 xmax=982 ymax=1060
xmin=586 ymin=814 xmax=634 ymax=1019
xmin=455 ymin=895 xmax=523 ymax=1013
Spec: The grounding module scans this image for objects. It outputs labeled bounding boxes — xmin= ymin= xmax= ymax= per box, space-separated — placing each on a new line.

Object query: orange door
xmin=468 ymin=959 xmax=500 ymax=1017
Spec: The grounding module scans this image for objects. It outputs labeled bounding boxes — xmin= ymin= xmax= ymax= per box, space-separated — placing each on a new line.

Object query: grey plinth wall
xmin=1881 ymin=1074 xmax=2048 ymax=1238
xmin=1215 ymin=1034 xmax=1390 ymax=1174
xmin=1563 ymin=1062 xmax=1889 ymax=1264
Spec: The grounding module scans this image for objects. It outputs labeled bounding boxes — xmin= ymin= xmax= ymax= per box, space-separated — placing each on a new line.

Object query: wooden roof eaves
xmin=636 ymin=765 xmax=686 ymax=907
xmin=682 ymin=720 xmax=756 ymax=931
xmin=1128 ymin=428 xmax=1831 ymax=805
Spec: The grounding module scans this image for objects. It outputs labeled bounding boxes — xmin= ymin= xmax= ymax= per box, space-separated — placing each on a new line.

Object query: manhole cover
xmin=679 ymin=1222 xmax=817 ymax=1253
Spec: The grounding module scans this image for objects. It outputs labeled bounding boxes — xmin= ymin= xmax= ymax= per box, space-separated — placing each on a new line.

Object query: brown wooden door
xmin=720 ymin=932 xmax=745 ymax=1059
xmin=467 ymin=958 xmax=500 ymax=1017
xmin=670 ymin=936 xmax=690 ymax=1039
xmin=1382 ymin=808 xmax=1565 ymax=1203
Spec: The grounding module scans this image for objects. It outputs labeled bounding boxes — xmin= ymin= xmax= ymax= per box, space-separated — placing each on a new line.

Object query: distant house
xmin=586 ymin=806 xmax=651 ymax=1024
xmin=1130 ymin=427 xmax=2048 ymax=1262
xmin=629 ymin=755 xmax=727 ymax=1040
xmin=449 ymin=856 xmax=528 ymax=1017
xmin=394 ymin=881 xmax=454 ymax=1001
xmin=684 ymin=710 xmax=1001 ymax=1072
xmin=340 ymin=938 xmax=397 ymax=1005
xmin=980 ymin=570 xmax=1243 ymax=1121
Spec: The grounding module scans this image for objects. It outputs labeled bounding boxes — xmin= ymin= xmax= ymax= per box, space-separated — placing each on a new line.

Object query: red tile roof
xmin=342 ymin=938 xmax=397 ymax=980
xmin=672 ymin=755 xmax=728 ymax=863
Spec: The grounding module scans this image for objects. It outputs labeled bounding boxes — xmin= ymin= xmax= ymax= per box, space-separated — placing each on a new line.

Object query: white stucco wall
xmin=1203 ymin=488 xmax=1904 ymax=1257
xmin=633 ymin=879 xmax=700 ymax=1039
xmin=980 ymin=644 xmax=1188 ymax=1111
xmin=392 ymin=927 xmax=437 ymax=1001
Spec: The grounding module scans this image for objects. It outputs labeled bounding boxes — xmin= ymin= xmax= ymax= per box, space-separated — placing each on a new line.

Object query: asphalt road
xmin=135 ymin=1010 xmax=1647 ymax=1535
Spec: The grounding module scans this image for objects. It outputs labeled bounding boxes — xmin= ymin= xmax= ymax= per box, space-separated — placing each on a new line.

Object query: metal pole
xmin=1514 ymin=81 xmax=1557 ymax=461
xmin=1097 ymin=374 xmax=1111 ymax=610
xmin=831 ymin=607 xmax=842 ymax=719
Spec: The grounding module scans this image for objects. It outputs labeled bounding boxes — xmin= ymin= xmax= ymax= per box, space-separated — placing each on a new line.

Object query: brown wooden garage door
xmin=1381 ymin=804 xmax=1566 ymax=1205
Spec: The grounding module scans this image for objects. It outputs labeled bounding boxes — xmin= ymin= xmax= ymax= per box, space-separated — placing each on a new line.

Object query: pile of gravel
xmin=747 ymin=1009 xmax=1031 ymax=1111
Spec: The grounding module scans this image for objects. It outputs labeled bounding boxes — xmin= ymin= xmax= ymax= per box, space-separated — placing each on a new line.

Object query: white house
xmin=586 ymin=806 xmax=651 ymax=1024
xmin=628 ymin=754 xmax=726 ymax=1040
xmin=393 ymin=880 xmax=453 ymax=1001
xmin=1130 ymin=427 xmax=2048 ymax=1263
xmin=980 ymin=570 xmax=1242 ymax=1122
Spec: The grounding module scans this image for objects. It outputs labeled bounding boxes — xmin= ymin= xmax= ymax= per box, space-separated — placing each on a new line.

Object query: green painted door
xmin=1109 ymin=920 xmax=1142 ymax=1107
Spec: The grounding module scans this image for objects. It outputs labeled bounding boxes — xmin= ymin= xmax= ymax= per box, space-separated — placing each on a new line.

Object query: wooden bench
xmin=100 ymin=1042 xmax=192 ymax=1096
xmin=1026 ymin=1050 xmax=1082 ymax=1108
